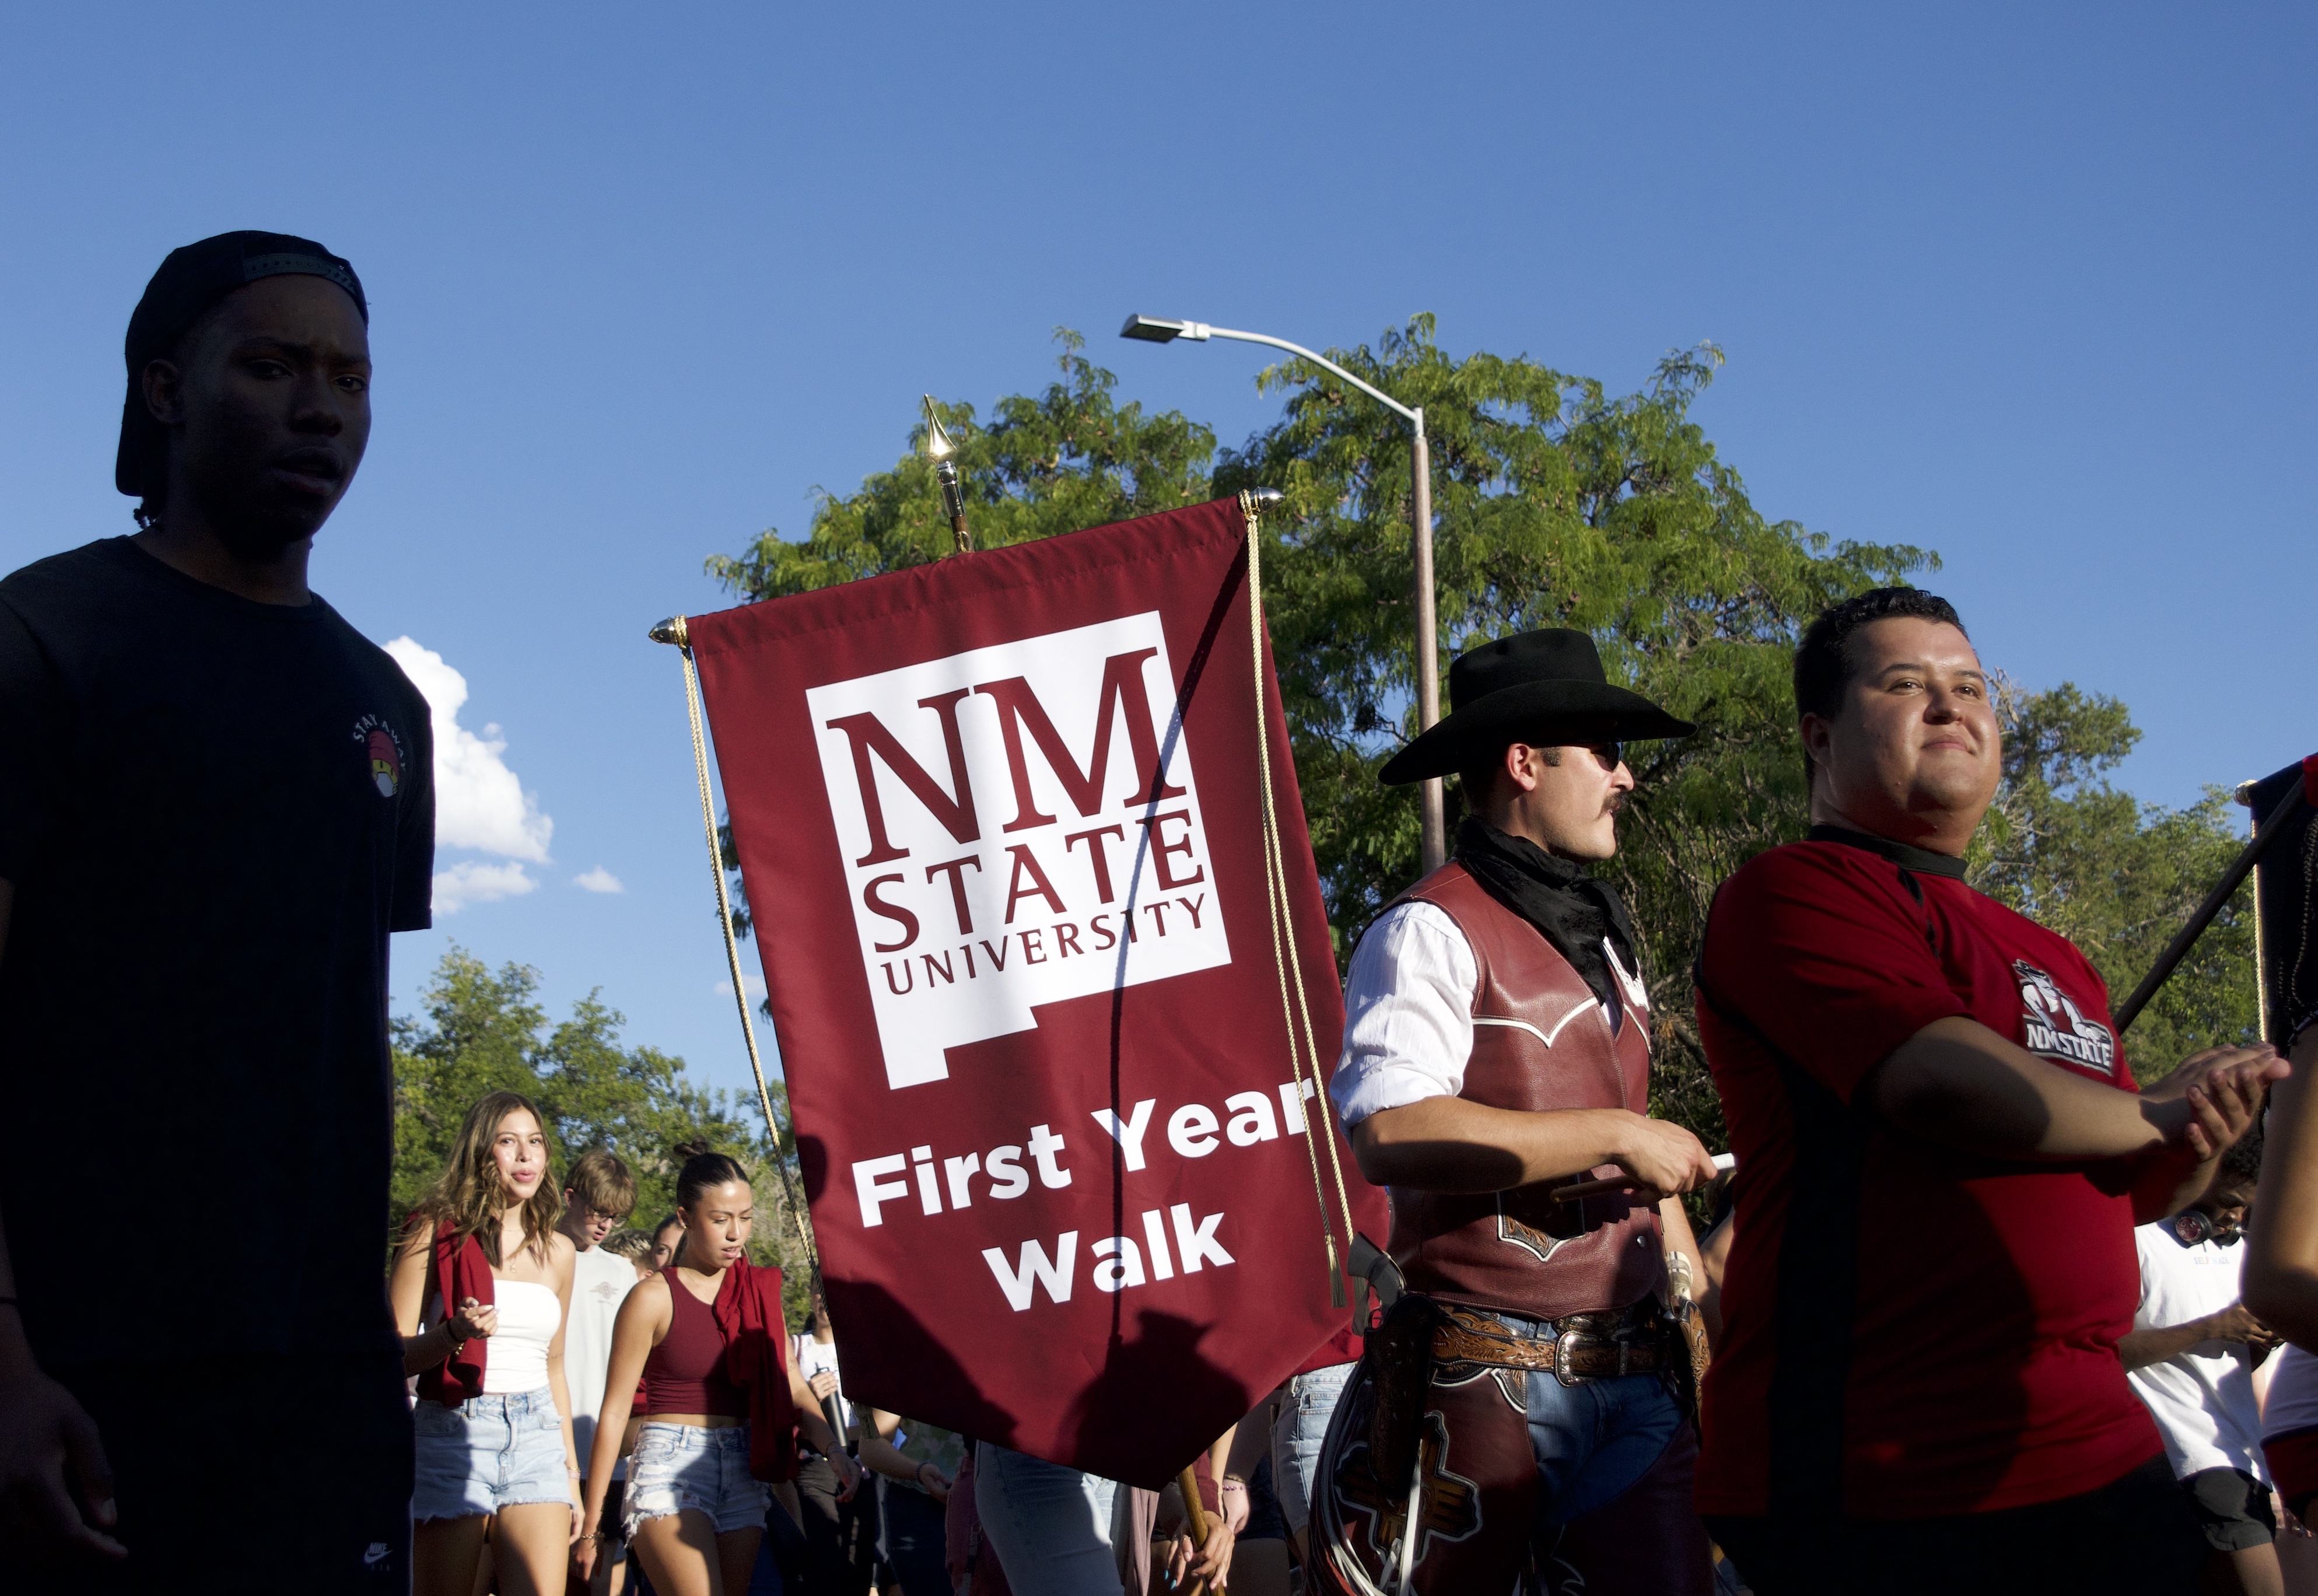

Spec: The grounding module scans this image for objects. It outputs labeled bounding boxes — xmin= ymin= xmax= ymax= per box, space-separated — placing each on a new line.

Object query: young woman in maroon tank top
xmin=576 ymin=1146 xmax=857 ymax=1595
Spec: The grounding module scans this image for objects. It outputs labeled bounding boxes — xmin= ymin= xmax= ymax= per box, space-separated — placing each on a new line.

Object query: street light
xmin=1122 ymin=314 xmax=1445 ymax=873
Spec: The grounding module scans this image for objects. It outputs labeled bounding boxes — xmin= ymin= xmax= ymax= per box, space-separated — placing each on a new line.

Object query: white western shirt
xmin=1329 ymin=900 xmax=1643 ymax=1129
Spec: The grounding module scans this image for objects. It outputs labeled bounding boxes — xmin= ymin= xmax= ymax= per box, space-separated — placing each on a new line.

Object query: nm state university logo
xmin=2015 ymin=959 xmax=2116 ymax=1076
xmin=352 ymin=715 xmax=406 ymax=799
xmin=808 ymin=612 xmax=1230 ymax=1091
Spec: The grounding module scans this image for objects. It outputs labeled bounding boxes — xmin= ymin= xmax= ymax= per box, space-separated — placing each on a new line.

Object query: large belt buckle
xmin=1551 ymin=1325 xmax=1599 ymax=1387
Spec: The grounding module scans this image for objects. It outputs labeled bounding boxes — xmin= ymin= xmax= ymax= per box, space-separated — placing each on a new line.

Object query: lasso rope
xmin=1239 ymin=491 xmax=1361 ymax=1307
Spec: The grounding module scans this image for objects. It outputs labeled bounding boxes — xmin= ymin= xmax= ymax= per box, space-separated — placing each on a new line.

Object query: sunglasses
xmin=1585 ymin=742 xmax=1624 ymax=772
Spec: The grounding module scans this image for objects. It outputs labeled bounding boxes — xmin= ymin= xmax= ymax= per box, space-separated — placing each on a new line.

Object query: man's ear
xmin=1504 ymin=743 xmax=1542 ymax=794
xmin=1799 ymin=713 xmax=1834 ymax=768
xmin=141 ymin=358 xmax=186 ymax=427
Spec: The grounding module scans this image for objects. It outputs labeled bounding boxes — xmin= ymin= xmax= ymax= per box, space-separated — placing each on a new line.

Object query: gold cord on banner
xmin=1239 ymin=491 xmax=1361 ymax=1309
xmin=664 ymin=619 xmax=822 ymax=1284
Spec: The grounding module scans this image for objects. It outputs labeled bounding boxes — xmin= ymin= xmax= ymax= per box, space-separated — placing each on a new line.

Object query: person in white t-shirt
xmin=558 ymin=1149 xmax=640 ymax=1596
xmin=2123 ymin=1149 xmax=2285 ymax=1596
xmin=791 ymin=1291 xmax=876 ymax=1592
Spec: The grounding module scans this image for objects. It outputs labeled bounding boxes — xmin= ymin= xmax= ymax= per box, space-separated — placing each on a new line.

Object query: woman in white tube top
xmin=389 ymin=1090 xmax=580 ymax=1595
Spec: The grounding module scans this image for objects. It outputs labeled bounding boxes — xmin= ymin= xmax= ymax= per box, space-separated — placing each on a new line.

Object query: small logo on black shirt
xmin=352 ymin=715 xmax=405 ymax=799
xmin=2015 ymin=960 xmax=2116 ymax=1076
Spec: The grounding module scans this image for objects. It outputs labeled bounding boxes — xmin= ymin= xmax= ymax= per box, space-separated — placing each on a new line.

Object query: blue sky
xmin=2 ymin=3 xmax=2309 ymax=1109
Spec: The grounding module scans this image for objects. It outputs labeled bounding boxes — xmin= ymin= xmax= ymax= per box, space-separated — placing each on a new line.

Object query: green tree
xmin=706 ymin=330 xmax=1215 ymax=600
xmin=391 ymin=947 xmax=816 ymax=1318
xmin=1210 ymin=318 xmax=1933 ymax=1143
xmin=706 ymin=319 xmax=2257 ymax=1162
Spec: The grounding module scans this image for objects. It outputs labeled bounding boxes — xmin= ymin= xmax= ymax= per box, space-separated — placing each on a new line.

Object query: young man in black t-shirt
xmin=0 ymin=232 xmax=434 ymax=1592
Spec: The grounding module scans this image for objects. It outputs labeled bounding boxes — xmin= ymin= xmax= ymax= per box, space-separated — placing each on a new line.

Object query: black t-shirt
xmin=0 ymin=538 xmax=433 ymax=1368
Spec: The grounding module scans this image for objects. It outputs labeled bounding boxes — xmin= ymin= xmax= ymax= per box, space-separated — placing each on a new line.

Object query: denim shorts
xmin=412 ymin=1388 xmax=571 ymax=1522
xmin=625 ymin=1422 xmax=771 ymax=1538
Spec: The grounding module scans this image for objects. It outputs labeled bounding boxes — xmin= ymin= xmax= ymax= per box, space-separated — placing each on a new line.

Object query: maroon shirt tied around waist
xmin=715 ymin=1259 xmax=798 ymax=1483
xmin=414 ymin=1217 xmax=492 ymax=1406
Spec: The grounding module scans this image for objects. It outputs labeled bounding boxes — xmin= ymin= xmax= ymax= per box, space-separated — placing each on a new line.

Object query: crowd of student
xmin=8 ymin=229 xmax=2318 ymax=1596
xmin=377 ymin=1089 xmax=1257 ymax=1596
xmin=367 ymin=1094 xmax=2318 ymax=1596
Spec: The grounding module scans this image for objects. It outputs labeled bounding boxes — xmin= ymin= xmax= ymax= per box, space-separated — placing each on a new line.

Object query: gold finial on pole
xmin=648 ymin=615 xmax=690 ymax=648
xmin=922 ymin=395 xmax=973 ymax=555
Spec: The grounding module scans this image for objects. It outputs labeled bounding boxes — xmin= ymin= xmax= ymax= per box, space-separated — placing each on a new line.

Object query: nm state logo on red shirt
xmin=2015 ymin=959 xmax=2116 ymax=1076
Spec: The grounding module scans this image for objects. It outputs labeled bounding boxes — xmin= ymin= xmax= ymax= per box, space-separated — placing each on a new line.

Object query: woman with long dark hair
xmin=390 ymin=1090 xmax=583 ymax=1595
xmin=577 ymin=1144 xmax=859 ymax=1595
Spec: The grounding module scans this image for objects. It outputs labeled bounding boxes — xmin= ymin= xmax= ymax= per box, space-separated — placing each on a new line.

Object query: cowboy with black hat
xmin=1307 ymin=629 xmax=1720 ymax=1594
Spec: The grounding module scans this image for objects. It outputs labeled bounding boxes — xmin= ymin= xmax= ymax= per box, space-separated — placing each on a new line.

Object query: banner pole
xmin=923 ymin=396 xmax=974 ymax=554
xmin=2246 ymin=783 xmax=2273 ymax=1045
xmin=1412 ymin=410 xmax=1445 ymax=874
xmin=2114 ymin=779 xmax=2309 ymax=1033
xmin=653 ymin=615 xmax=825 ymax=1296
xmin=1175 ymin=1465 xmax=1214 ymax=1596
xmin=1240 ymin=492 xmax=1361 ymax=1310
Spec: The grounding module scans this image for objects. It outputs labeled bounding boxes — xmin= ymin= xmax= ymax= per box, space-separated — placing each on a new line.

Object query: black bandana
xmin=1453 ymin=817 xmax=1640 ymax=1007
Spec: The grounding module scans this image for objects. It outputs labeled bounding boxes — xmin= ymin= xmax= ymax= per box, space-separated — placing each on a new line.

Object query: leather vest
xmin=1385 ymin=862 xmax=1665 ymax=1321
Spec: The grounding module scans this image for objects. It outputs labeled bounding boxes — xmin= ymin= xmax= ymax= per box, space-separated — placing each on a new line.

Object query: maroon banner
xmin=689 ymin=497 xmax=1386 ymax=1488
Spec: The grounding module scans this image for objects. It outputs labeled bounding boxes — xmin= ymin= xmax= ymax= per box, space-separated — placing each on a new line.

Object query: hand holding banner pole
xmin=1175 ymin=1465 xmax=1214 ymax=1596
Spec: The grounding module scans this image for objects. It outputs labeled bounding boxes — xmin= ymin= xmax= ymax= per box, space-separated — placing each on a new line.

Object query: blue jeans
xmin=1270 ymin=1360 xmax=1355 ymax=1535
xmin=972 ymin=1443 xmax=1121 ymax=1596
xmin=412 ymin=1388 xmax=570 ymax=1522
xmin=1519 ymin=1357 xmax=1686 ymax=1525
xmin=878 ymin=1479 xmax=950 ymax=1596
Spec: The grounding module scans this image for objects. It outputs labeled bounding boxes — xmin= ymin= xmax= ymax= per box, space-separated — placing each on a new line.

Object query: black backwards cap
xmin=117 ymin=230 xmax=367 ymax=499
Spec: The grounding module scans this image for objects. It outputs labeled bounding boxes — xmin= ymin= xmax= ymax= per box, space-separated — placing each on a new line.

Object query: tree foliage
xmin=705 ymin=330 xmax=1215 ymax=599
xmin=705 ymin=320 xmax=2257 ymax=1158
xmin=390 ymin=947 xmax=817 ymax=1317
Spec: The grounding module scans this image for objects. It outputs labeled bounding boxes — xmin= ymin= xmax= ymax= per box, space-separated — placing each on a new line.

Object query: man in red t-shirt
xmin=1694 ymin=587 xmax=2282 ymax=1596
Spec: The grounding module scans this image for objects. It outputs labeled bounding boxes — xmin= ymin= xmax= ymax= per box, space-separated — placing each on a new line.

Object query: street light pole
xmin=1121 ymin=316 xmax=1447 ymax=873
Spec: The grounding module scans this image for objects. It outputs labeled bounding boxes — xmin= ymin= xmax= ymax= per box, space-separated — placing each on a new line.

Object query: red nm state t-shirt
xmin=1693 ymin=828 xmax=2162 ymax=1520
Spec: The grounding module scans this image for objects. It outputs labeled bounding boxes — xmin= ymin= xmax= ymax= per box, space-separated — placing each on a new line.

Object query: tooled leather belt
xmin=1431 ymin=1297 xmax=1671 ymax=1387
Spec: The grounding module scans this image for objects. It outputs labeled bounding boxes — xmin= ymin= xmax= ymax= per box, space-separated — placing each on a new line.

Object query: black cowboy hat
xmin=1378 ymin=629 xmax=1694 ymax=786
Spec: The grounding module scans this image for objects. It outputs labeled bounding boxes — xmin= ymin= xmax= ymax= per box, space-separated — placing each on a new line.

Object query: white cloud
xmin=434 ymin=860 xmax=540 ymax=915
xmin=715 ymin=971 xmax=768 ymax=1001
xmin=384 ymin=637 xmax=554 ymax=864
xmin=573 ymin=866 xmax=625 ymax=894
